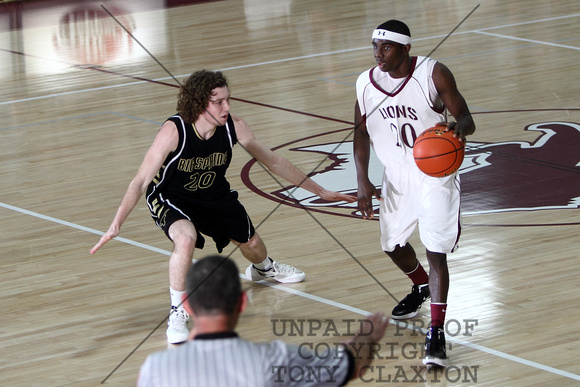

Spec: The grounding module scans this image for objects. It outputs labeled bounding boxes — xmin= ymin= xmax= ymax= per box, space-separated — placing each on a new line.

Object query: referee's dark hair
xmin=185 ymin=255 xmax=242 ymax=316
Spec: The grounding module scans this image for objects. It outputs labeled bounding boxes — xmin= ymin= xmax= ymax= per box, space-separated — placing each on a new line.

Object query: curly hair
xmin=177 ymin=70 xmax=229 ymax=124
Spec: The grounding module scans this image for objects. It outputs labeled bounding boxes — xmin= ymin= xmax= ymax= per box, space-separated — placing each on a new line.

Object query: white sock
xmin=170 ymin=287 xmax=187 ymax=309
xmin=253 ymin=257 xmax=273 ymax=271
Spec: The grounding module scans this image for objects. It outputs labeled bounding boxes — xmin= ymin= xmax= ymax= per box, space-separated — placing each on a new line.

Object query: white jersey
xmin=355 ymin=56 xmax=461 ymax=254
xmin=138 ymin=333 xmax=351 ymax=387
xmin=356 ymin=56 xmax=446 ymax=170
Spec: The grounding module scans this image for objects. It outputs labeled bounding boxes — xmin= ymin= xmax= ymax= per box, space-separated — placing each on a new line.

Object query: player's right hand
xmin=357 ymin=180 xmax=381 ymax=219
xmin=364 ymin=312 xmax=389 ymax=341
xmin=89 ymin=226 xmax=119 ymax=254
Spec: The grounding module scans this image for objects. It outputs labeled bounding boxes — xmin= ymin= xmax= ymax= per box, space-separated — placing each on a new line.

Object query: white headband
xmin=372 ymin=29 xmax=412 ymax=45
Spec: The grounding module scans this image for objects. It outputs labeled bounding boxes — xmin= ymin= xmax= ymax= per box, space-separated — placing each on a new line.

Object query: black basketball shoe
xmin=423 ymin=325 xmax=448 ymax=367
xmin=391 ymin=283 xmax=430 ymax=319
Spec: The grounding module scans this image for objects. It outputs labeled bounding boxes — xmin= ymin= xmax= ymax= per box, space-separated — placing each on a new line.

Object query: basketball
xmin=413 ymin=125 xmax=465 ymax=177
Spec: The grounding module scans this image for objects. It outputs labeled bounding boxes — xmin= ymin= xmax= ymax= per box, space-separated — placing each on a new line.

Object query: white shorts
xmin=379 ymin=166 xmax=461 ymax=254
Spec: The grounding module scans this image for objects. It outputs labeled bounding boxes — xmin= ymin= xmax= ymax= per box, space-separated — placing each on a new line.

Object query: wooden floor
xmin=1 ymin=0 xmax=579 ymax=385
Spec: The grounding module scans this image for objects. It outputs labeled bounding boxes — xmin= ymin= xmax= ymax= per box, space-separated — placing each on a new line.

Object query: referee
xmin=138 ymin=255 xmax=388 ymax=386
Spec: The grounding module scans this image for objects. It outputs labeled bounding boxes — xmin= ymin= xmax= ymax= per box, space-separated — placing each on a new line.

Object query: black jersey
xmin=146 ymin=114 xmax=238 ymax=214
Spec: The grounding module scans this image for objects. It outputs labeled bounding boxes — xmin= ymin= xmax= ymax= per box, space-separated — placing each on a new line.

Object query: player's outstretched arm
xmin=90 ymin=121 xmax=179 ymax=254
xmin=353 ymin=101 xmax=381 ymax=219
xmin=233 ymin=114 xmax=355 ymax=203
xmin=89 ymin=178 xmax=143 ymax=254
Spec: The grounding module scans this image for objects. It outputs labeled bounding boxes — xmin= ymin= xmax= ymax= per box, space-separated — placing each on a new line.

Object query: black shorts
xmin=148 ymin=190 xmax=255 ymax=253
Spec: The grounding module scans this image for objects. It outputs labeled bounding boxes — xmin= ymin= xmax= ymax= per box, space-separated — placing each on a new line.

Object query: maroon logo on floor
xmin=241 ymin=121 xmax=580 ymax=218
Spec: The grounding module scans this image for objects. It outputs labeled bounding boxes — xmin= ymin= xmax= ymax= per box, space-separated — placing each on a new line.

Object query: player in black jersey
xmin=90 ymin=70 xmax=355 ymax=344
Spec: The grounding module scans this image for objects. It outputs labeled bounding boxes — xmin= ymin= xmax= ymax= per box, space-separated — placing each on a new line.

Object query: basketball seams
xmin=413 ymin=128 xmax=465 ymax=177
xmin=413 ymin=137 xmax=464 ymax=159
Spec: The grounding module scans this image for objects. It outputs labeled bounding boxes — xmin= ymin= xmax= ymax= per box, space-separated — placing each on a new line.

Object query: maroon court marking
xmin=3 ymin=41 xmax=579 ymax=229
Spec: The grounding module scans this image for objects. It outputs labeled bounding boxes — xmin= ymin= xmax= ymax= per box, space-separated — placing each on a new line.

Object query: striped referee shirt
xmin=138 ymin=332 xmax=353 ymax=386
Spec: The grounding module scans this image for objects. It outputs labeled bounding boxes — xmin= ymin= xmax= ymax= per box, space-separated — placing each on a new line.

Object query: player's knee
xmin=174 ymin=232 xmax=197 ymax=253
xmin=244 ymin=233 xmax=263 ymax=249
xmin=386 ymin=243 xmax=414 ymax=260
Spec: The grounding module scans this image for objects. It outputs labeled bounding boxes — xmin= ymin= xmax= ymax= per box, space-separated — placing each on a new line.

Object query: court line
xmin=0 ymin=201 xmax=170 ymax=257
xmin=2 ymin=13 xmax=580 ymax=107
xmin=0 ymin=111 xmax=162 ymax=131
xmin=3 ymin=9 xmax=579 ymax=383
xmin=474 ymin=30 xmax=580 ymax=51
xmin=1 ymin=199 xmax=579 ymax=382
xmin=0 ymin=81 xmax=152 ymax=106
xmin=475 ymin=12 xmax=580 ymax=31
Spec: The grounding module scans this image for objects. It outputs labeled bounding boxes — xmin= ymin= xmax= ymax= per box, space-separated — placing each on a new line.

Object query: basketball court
xmin=1 ymin=0 xmax=579 ymax=385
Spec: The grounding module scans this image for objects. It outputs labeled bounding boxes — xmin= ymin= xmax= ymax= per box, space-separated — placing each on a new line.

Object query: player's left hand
xmin=437 ymin=121 xmax=465 ymax=142
xmin=319 ymin=189 xmax=357 ymax=203
xmin=438 ymin=112 xmax=475 ymax=142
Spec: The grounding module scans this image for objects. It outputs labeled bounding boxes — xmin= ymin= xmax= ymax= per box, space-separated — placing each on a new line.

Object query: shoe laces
xmin=426 ymin=326 xmax=446 ymax=349
xmin=400 ymin=285 xmax=428 ymax=307
xmin=271 ymin=261 xmax=295 ymax=276
xmin=169 ymin=308 xmax=189 ymax=324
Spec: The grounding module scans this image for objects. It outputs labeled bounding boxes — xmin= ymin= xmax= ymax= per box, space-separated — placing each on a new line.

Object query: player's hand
xmin=357 ymin=180 xmax=381 ymax=219
xmin=90 ymin=226 xmax=120 ymax=254
xmin=318 ymin=189 xmax=357 ymax=203
xmin=443 ymin=121 xmax=465 ymax=143
xmin=362 ymin=312 xmax=389 ymax=342
xmin=343 ymin=311 xmax=389 ymax=345
xmin=438 ymin=117 xmax=473 ymax=143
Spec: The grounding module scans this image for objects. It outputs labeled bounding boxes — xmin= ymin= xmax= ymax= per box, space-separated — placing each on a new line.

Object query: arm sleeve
xmin=355 ymin=71 xmax=370 ymax=117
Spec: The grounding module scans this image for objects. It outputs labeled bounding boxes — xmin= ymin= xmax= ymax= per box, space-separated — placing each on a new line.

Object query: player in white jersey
xmin=354 ymin=20 xmax=475 ymax=367
xmin=138 ymin=255 xmax=389 ymax=386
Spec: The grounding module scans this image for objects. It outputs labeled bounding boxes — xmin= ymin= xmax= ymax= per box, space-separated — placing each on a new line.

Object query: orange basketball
xmin=413 ymin=125 xmax=465 ymax=177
